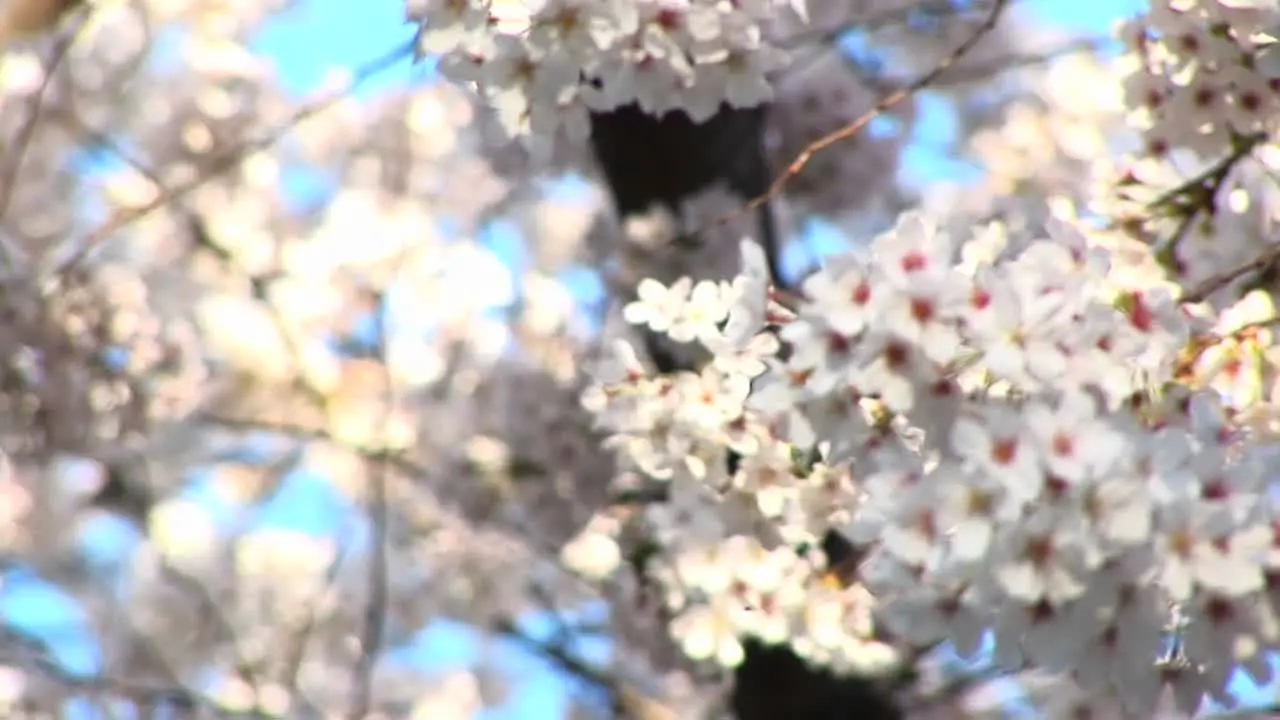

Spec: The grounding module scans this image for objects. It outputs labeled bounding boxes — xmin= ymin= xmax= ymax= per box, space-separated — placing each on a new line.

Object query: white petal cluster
xmin=13 ymin=0 xmax=1280 ymax=713
xmin=1119 ymin=0 xmax=1280 ymax=158
xmin=585 ymin=207 xmax=1280 ymax=715
xmin=409 ymin=0 xmax=806 ymax=143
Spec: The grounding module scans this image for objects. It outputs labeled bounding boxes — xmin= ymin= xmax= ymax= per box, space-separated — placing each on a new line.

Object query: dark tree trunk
xmin=587 ymin=102 xmax=784 ymax=288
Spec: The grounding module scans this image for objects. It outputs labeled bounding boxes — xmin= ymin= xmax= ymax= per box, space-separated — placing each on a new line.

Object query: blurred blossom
xmin=0 ymin=666 xmax=24 ymax=714
xmin=295 ymin=189 xmax=435 ymax=276
xmin=560 ymin=513 xmax=623 ymax=582
xmin=240 ymin=151 xmax=281 ymax=191
xmin=431 ymin=156 xmax=512 ymax=223
xmin=969 ymin=52 xmax=1129 ymax=200
xmin=435 ymin=243 xmax=518 ymax=315
xmin=0 ymin=457 xmax=30 ymax=553
xmin=195 ymin=292 xmax=342 ymax=391
xmin=410 ymin=670 xmax=484 ymax=720
xmin=520 ymin=271 xmax=576 ymax=335
xmin=406 ymin=92 xmax=463 ymax=158
xmin=47 ymin=453 xmax=106 ymax=505
xmin=298 ymin=442 xmax=367 ymax=501
xmin=525 ymin=191 xmax=604 ymax=270
xmin=184 ymin=35 xmax=269 ymax=77
xmin=0 ymin=51 xmax=44 ymax=94
xmin=70 ymin=1 xmax=150 ymax=88
xmin=460 ymin=314 xmax=514 ymax=365
xmin=207 ymin=460 xmax=280 ymax=506
xmin=102 ymin=167 xmax=164 ymax=210
xmin=234 ymin=528 xmax=336 ymax=584
xmin=147 ymin=497 xmax=220 ymax=569
xmin=385 ymin=333 xmax=447 ymax=390
xmin=1 ymin=1 xmax=1278 ymax=717
xmin=328 ymin=400 xmax=417 ymax=451
xmin=256 ymin=682 xmax=293 ymax=716
xmin=197 ymin=205 xmax=278 ymax=275
xmin=262 ymin=275 xmax=348 ymax=333
xmin=464 ymin=435 xmax=511 ymax=475
xmin=207 ymin=674 xmax=260 ymax=715
xmin=203 ymin=674 xmax=293 ymax=716
xmin=293 ymin=95 xmax=365 ymax=161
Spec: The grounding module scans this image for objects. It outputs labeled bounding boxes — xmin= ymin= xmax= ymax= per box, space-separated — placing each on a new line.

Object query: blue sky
xmin=9 ymin=0 xmax=1277 ymax=717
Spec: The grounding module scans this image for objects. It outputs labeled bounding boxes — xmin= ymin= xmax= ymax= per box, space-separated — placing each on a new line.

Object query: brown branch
xmin=1149 ymin=133 xmax=1273 ymax=304
xmin=186 ymin=212 xmax=338 ymax=421
xmin=0 ymin=622 xmax=260 ymax=716
xmin=276 ymin=538 xmax=350 ymax=713
xmin=59 ymin=115 xmax=342 ymax=440
xmin=1182 ymin=243 xmax=1280 ymax=305
xmin=194 ymin=412 xmax=452 ymax=512
xmin=490 ymin=616 xmax=683 ymax=719
xmin=0 ymin=15 xmax=82 ymax=245
xmin=1149 ymin=134 xmax=1265 ymax=214
xmin=732 ymin=0 xmax=1010 ymax=222
xmin=58 ymin=116 xmax=348 ymax=424
xmin=54 ymin=37 xmax=417 ymax=279
xmin=926 ymin=36 xmax=1110 ymax=88
xmin=346 ymin=291 xmax=393 ymax=719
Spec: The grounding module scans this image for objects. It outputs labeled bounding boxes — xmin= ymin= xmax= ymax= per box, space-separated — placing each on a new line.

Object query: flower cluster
xmin=6 ymin=0 xmax=1280 ymax=714
xmin=397 ymin=0 xmax=1280 ymax=714
xmin=0 ymin=265 xmax=206 ymax=460
xmin=1 ymin=11 xmax=625 ymax=712
xmin=1119 ymin=0 xmax=1280 ymax=158
xmin=582 ymin=205 xmax=1280 ymax=715
xmin=576 ymin=240 xmax=896 ymax=673
xmin=410 ymin=0 xmax=806 ymax=146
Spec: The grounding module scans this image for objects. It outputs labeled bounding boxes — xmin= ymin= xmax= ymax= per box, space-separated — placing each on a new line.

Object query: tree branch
xmin=0 ymin=622 xmax=261 ymax=716
xmin=346 ymin=291 xmax=393 ymax=719
xmin=54 ymin=37 xmax=417 ymax=280
xmin=734 ymin=0 xmax=1010 ymax=220
xmin=0 ymin=15 xmax=82 ymax=269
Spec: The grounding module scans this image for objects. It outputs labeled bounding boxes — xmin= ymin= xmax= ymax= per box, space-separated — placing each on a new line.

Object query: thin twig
xmin=277 ymin=536 xmax=352 ymax=712
xmin=343 ymin=235 xmax=429 ymax=716
xmin=0 ymin=16 xmax=83 ymax=269
xmin=491 ymin=616 xmax=634 ymax=715
xmin=345 ymin=296 xmax=393 ymax=718
xmin=1183 ymin=243 xmax=1280 ymax=305
xmin=0 ymin=15 xmax=81 ymax=216
xmin=925 ymin=36 xmax=1110 ymax=87
xmin=0 ymin=623 xmax=250 ymax=716
xmin=1152 ymin=134 xmax=1274 ymax=304
xmin=776 ymin=0 xmax=958 ymax=51
xmin=55 ymin=37 xmax=417 ymax=280
xmin=1147 ymin=133 xmax=1265 ymax=214
xmin=730 ymin=0 xmax=1010 ymax=224
xmin=53 ymin=112 xmax=334 ymax=421
xmin=196 ymin=413 xmax=437 ymax=482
